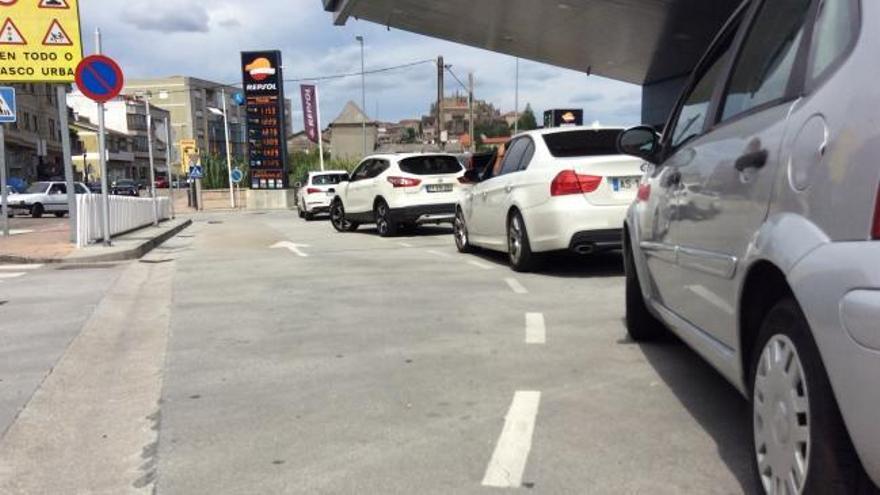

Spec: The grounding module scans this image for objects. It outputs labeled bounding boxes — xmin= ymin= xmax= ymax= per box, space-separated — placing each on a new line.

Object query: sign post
xmin=241 ymin=51 xmax=288 ymax=190
xmin=0 ymin=86 xmax=15 ymax=238
xmin=74 ymin=31 xmax=124 ymax=246
xmin=165 ymin=117 xmax=174 ymax=219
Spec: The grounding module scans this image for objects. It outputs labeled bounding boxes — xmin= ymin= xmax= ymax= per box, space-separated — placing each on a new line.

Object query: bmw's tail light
xmin=872 ymin=183 xmax=880 ymax=239
xmin=550 ymin=170 xmax=602 ymax=196
xmin=637 ymin=183 xmax=651 ymax=202
xmin=387 ymin=176 xmax=422 ymax=188
xmin=306 ymin=188 xmax=321 ymax=194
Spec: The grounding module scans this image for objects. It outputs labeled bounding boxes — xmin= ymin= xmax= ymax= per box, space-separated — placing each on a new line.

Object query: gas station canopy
xmin=322 ymin=0 xmax=741 ymax=86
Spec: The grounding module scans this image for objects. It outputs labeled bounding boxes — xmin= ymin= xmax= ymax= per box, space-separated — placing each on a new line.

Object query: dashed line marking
xmin=505 ymin=277 xmax=528 ymax=294
xmin=0 ymin=272 xmax=26 ymax=279
xmin=398 ymin=242 xmax=414 ymax=248
xmin=427 ymin=250 xmax=452 ymax=258
xmin=482 ymin=390 xmax=542 ymax=488
xmin=467 ymin=260 xmax=493 ymax=270
xmin=525 ymin=313 xmax=546 ymax=344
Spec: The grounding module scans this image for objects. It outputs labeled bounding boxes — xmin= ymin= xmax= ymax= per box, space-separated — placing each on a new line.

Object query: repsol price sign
xmin=0 ymin=0 xmax=83 ymax=82
xmin=241 ymin=50 xmax=288 ymax=190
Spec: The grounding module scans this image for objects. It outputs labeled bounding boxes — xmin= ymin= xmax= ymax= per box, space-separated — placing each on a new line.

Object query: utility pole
xmin=95 ymin=28 xmax=112 ymax=246
xmin=356 ymin=36 xmax=366 ymax=157
xmin=437 ymin=56 xmax=444 ymax=148
xmin=0 ymin=125 xmax=7 ymax=238
xmin=514 ymin=57 xmax=520 ymax=135
xmin=57 ymin=85 xmax=76 ymax=243
xmin=165 ymin=116 xmax=174 ymax=219
xmin=468 ymin=72 xmax=475 ymax=153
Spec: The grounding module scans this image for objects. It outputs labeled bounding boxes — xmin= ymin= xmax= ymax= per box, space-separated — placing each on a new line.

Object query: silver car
xmin=618 ymin=0 xmax=879 ymax=493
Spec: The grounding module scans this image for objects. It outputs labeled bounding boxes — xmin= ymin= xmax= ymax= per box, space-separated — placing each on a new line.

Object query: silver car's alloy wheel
xmin=331 ymin=202 xmax=348 ymax=230
xmin=454 ymin=212 xmax=467 ymax=250
xmin=753 ymin=334 xmax=810 ymax=495
xmin=508 ymin=215 xmax=523 ymax=264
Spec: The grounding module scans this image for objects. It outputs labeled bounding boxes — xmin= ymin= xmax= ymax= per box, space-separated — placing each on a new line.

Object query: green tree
xmin=516 ymin=104 xmax=538 ymax=131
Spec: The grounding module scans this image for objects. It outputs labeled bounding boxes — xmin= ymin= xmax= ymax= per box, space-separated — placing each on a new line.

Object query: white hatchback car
xmin=10 ymin=181 xmax=92 ymax=218
xmin=453 ymin=126 xmax=644 ymax=271
xmin=330 ymin=153 xmax=466 ymax=236
xmin=296 ymin=170 xmax=350 ymax=221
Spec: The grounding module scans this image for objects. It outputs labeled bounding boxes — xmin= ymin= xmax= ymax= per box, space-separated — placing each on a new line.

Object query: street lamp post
xmin=140 ymin=92 xmax=159 ymax=227
xmin=356 ymin=36 xmax=366 ymax=157
xmin=208 ymin=89 xmax=235 ymax=209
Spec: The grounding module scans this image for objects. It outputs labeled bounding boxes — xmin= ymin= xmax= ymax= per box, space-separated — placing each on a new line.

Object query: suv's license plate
xmin=426 ymin=184 xmax=453 ymax=193
xmin=612 ymin=176 xmax=641 ymax=192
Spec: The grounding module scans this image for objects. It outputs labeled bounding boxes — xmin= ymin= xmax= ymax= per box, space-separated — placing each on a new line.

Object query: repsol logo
xmin=246 ymin=83 xmax=277 ymax=91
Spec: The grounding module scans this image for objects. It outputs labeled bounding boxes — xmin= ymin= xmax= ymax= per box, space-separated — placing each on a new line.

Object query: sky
xmin=79 ymin=0 xmax=642 ymax=133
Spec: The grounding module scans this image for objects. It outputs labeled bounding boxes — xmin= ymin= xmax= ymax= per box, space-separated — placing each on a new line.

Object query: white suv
xmin=329 ymin=153 xmax=466 ymax=236
xmin=453 ymin=126 xmax=644 ymax=271
xmin=296 ymin=170 xmax=350 ymax=221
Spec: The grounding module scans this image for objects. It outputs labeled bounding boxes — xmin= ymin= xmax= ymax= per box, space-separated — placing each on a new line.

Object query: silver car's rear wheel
xmin=753 ymin=334 xmax=810 ymax=495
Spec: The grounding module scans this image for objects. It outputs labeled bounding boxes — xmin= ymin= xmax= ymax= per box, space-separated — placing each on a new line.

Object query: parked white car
xmin=296 ymin=170 xmax=350 ymax=221
xmin=10 ymin=181 xmax=91 ymax=218
xmin=453 ymin=126 xmax=644 ymax=271
xmin=330 ymin=153 xmax=466 ymax=236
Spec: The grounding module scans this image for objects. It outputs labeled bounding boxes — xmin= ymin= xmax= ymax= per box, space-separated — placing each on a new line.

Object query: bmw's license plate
xmin=426 ymin=184 xmax=453 ymax=193
xmin=612 ymin=176 xmax=641 ymax=192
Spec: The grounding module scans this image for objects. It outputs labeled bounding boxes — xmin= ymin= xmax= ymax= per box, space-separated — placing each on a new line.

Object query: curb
xmin=0 ymin=219 xmax=192 ymax=265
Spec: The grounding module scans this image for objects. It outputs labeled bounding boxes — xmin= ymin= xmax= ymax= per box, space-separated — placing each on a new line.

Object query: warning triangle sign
xmin=39 ymin=0 xmax=70 ymax=9
xmin=43 ymin=19 xmax=72 ymax=46
xmin=0 ymin=94 xmax=13 ymax=119
xmin=0 ymin=18 xmax=26 ymax=46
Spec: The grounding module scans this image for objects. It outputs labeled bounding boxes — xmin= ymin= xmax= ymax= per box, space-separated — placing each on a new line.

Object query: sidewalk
xmin=0 ymin=217 xmax=192 ymax=264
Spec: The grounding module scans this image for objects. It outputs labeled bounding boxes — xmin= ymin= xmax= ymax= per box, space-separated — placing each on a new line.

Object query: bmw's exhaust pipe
xmin=574 ymin=244 xmax=595 ymax=255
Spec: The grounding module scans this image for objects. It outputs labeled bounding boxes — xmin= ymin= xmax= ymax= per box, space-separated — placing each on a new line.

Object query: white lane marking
xmin=0 ymin=272 xmax=26 ymax=279
xmin=525 ymin=313 xmax=546 ymax=344
xmin=482 ymin=391 xmax=542 ymax=488
xmin=427 ymin=250 xmax=452 ymax=259
xmin=467 ymin=260 xmax=493 ymax=270
xmin=505 ymin=277 xmax=528 ymax=294
xmin=0 ymin=264 xmax=42 ymax=270
xmin=270 ymin=241 xmax=310 ymax=257
xmin=398 ymin=242 xmax=414 ymax=248
xmin=9 ymin=229 xmax=33 ymax=236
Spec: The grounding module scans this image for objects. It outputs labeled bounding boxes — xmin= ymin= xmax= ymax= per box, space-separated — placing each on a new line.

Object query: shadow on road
xmin=468 ymin=249 xmax=625 ymax=278
xmin=632 ymin=339 xmax=755 ymax=492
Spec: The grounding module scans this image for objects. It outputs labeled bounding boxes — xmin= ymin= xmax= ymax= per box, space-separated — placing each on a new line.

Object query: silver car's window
xmin=26 ymin=182 xmax=50 ymax=194
xmin=808 ymin=0 xmax=858 ymax=82
xmin=720 ymin=0 xmax=811 ymax=122
xmin=517 ymin=140 xmax=535 ymax=172
xmin=670 ymin=31 xmax=737 ymax=148
xmin=74 ymin=184 xmax=88 ymax=194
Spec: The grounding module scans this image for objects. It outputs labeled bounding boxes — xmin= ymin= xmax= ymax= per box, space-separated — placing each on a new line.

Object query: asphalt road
xmin=0 ymin=211 xmax=754 ymax=494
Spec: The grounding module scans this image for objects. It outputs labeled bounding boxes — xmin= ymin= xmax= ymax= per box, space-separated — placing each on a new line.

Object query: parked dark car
xmin=86 ymin=182 xmax=103 ymax=193
xmin=111 ymin=179 xmax=139 ymax=197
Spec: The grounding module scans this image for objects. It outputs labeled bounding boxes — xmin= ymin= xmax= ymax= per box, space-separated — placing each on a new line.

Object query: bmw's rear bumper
xmin=389 ymin=203 xmax=456 ymax=224
xmin=789 ymin=241 xmax=880 ymax=487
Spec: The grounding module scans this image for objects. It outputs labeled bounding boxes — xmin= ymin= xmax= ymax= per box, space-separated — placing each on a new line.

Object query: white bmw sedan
xmin=454 ymin=126 xmax=644 ymax=271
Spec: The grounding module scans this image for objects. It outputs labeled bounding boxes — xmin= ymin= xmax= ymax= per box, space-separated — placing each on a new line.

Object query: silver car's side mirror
xmin=618 ymin=126 xmax=661 ymax=164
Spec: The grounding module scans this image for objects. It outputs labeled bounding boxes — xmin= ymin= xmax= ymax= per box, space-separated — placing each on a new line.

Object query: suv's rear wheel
xmin=375 ymin=200 xmax=398 ymax=237
xmin=623 ymin=235 xmax=667 ymax=341
xmin=330 ymin=199 xmax=358 ymax=232
xmin=453 ymin=208 xmax=473 ymax=253
xmin=751 ymin=299 xmax=875 ymax=494
xmin=507 ymin=211 xmax=540 ymax=272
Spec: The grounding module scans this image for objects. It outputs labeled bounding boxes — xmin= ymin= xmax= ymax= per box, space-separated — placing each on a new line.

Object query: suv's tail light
xmin=306 ymin=187 xmax=321 ymax=194
xmin=550 ymin=170 xmax=602 ymax=196
xmin=872 ymin=183 xmax=880 ymax=239
xmin=387 ymin=176 xmax=422 ymax=188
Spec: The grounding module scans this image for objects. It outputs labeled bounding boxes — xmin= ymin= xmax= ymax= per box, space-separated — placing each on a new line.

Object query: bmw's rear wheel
xmin=507 ymin=211 xmax=539 ymax=272
xmin=751 ymin=299 xmax=875 ymax=494
xmin=375 ymin=200 xmax=398 ymax=237
xmin=453 ymin=209 xmax=473 ymax=253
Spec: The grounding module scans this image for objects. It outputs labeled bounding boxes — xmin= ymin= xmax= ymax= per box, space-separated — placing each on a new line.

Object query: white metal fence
xmin=76 ymin=194 xmax=171 ymax=247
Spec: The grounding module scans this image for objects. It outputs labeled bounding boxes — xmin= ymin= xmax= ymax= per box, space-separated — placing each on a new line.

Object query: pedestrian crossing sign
xmin=0 ymin=86 xmax=16 ymax=123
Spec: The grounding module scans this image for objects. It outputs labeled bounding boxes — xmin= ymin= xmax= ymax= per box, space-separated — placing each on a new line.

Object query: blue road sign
xmin=231 ymin=167 xmax=244 ymax=184
xmin=75 ymin=55 xmax=125 ymax=104
xmin=0 ymin=87 xmax=16 ymax=124
xmin=189 ymin=165 xmax=204 ymax=179
xmin=232 ymin=92 xmax=245 ymax=106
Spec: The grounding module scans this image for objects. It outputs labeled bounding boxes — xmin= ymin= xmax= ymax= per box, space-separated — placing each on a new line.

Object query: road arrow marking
xmin=270 ymin=241 xmax=310 ymax=258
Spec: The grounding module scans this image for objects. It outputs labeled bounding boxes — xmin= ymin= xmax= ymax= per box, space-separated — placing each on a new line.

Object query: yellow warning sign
xmin=0 ymin=0 xmax=82 ymax=82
